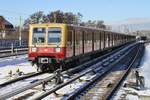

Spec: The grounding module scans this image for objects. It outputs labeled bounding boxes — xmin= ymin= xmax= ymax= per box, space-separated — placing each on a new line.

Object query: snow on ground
xmin=1 ymin=43 xmax=149 ymax=100
xmin=126 ymin=94 xmax=139 ymax=100
xmin=0 ymin=73 xmax=52 ymax=97
xmin=114 ymin=43 xmax=150 ymax=100
xmin=0 ymin=54 xmax=27 ymax=67
xmin=140 ymin=44 xmax=150 ymax=88
xmin=0 ymin=54 xmax=37 ymax=82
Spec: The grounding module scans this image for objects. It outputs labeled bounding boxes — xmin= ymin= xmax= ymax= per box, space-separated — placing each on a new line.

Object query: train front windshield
xmin=32 ymin=28 xmax=46 ymax=44
xmin=48 ymin=27 xmax=61 ymax=45
xmin=32 ymin=27 xmax=61 ymax=45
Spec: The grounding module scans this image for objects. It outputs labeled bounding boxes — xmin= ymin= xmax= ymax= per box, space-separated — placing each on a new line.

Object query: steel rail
xmin=106 ymin=43 xmax=143 ymax=100
xmin=0 ymin=72 xmax=45 ymax=87
xmin=32 ymin=43 xmax=138 ymax=100
xmin=64 ymin=43 xmax=139 ymax=100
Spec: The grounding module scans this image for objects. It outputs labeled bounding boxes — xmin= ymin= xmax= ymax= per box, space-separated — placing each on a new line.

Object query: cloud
xmin=106 ymin=17 xmax=150 ymax=25
xmin=106 ymin=17 xmax=150 ymax=32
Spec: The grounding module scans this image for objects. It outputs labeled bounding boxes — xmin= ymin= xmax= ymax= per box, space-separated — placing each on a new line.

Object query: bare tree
xmin=83 ymin=20 xmax=106 ymax=29
xmin=23 ymin=10 xmax=106 ymax=29
xmin=46 ymin=10 xmax=64 ymax=23
xmin=23 ymin=11 xmax=44 ymax=28
xmin=96 ymin=20 xmax=106 ymax=29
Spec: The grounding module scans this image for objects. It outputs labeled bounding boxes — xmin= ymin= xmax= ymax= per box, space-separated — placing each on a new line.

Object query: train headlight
xmin=31 ymin=47 xmax=37 ymax=52
xmin=55 ymin=48 xmax=60 ymax=52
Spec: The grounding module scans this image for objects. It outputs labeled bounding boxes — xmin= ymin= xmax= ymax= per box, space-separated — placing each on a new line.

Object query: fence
xmin=0 ymin=39 xmax=28 ymax=49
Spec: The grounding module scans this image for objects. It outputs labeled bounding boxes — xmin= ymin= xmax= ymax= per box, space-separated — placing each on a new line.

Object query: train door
xmin=66 ymin=30 xmax=74 ymax=58
xmin=75 ymin=29 xmax=82 ymax=56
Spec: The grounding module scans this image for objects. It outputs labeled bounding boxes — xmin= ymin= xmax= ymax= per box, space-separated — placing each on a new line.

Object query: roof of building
xmin=0 ymin=16 xmax=14 ymax=29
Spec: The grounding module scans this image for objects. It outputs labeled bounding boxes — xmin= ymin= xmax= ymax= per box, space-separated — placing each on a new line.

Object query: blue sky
xmin=0 ymin=0 xmax=150 ymax=25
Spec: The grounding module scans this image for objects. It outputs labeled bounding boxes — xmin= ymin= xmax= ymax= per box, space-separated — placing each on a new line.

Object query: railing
xmin=0 ymin=47 xmax=28 ymax=53
xmin=0 ymin=46 xmax=28 ymax=58
xmin=0 ymin=40 xmax=28 ymax=49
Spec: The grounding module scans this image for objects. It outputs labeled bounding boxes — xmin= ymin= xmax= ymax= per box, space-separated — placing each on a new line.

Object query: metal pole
xmin=19 ymin=16 xmax=22 ymax=46
xmin=11 ymin=43 xmax=14 ymax=54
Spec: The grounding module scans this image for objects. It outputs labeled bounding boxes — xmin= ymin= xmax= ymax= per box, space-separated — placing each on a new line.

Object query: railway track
xmin=0 ymin=42 xmax=142 ymax=100
xmin=68 ymin=43 xmax=144 ymax=100
xmin=0 ymin=72 xmax=53 ymax=99
xmin=0 ymin=72 xmax=45 ymax=87
xmin=31 ymin=42 xmax=142 ymax=100
xmin=105 ymin=43 xmax=143 ymax=100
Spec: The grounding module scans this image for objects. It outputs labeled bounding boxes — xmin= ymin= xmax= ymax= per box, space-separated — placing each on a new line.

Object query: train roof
xmin=30 ymin=23 xmax=135 ymax=36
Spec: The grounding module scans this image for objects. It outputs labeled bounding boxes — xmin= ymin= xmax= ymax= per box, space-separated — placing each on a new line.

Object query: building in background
xmin=0 ymin=16 xmax=14 ymax=38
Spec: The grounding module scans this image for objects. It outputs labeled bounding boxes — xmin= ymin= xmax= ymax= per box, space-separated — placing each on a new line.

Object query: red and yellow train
xmin=28 ymin=23 xmax=135 ymax=71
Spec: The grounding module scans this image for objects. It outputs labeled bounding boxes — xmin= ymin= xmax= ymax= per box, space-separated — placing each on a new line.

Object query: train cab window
xmin=32 ymin=28 xmax=46 ymax=44
xmin=48 ymin=28 xmax=61 ymax=44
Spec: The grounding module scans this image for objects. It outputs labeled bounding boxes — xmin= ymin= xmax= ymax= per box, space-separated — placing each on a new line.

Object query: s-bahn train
xmin=28 ymin=23 xmax=135 ymax=72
